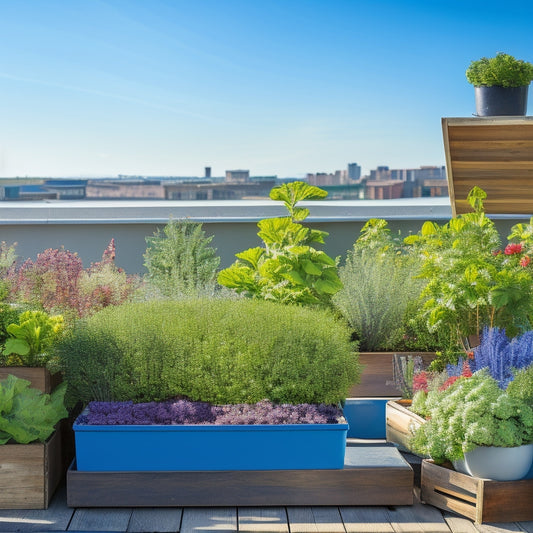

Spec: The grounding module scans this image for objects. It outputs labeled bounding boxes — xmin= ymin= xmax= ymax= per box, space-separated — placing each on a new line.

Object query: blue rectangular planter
xmin=343 ymin=398 xmax=397 ymax=439
xmin=73 ymin=413 xmax=348 ymax=472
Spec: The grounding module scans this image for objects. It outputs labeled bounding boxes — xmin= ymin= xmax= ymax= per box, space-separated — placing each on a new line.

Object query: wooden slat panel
xmin=127 ymin=508 xmax=182 ymax=532
xmin=179 ymin=507 xmax=237 ymax=532
xmin=442 ymin=511 xmax=479 ymax=533
xmin=340 ymin=507 xmax=394 ymax=533
xmin=68 ymin=508 xmax=132 ymax=531
xmin=288 ymin=507 xmax=347 ymax=533
xmin=442 ymin=117 xmax=533 ymax=215
xmin=238 ymin=507 xmax=289 ymax=532
xmin=449 ymin=140 xmax=533 ymax=161
xmin=387 ymin=502 xmax=452 ymax=533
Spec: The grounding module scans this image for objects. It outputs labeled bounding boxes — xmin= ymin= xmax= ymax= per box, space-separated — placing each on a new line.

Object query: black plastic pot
xmin=474 ymin=85 xmax=529 ymax=116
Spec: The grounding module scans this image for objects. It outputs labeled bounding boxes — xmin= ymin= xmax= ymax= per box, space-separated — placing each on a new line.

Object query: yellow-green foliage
xmin=58 ymin=298 xmax=360 ymax=406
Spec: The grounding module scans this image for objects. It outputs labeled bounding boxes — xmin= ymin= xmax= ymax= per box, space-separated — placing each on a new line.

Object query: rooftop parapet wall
xmin=0 ymin=199 xmax=528 ymax=273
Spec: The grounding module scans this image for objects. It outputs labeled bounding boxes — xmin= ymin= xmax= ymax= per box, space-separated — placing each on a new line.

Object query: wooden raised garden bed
xmin=67 ymin=444 xmax=413 ymax=507
xmin=0 ymin=429 xmax=63 ymax=509
xmin=348 ymin=353 xmax=435 ymax=397
xmin=385 ymin=399 xmax=426 ymax=454
xmin=0 ymin=367 xmax=62 ymax=394
xmin=420 ymin=459 xmax=533 ymax=524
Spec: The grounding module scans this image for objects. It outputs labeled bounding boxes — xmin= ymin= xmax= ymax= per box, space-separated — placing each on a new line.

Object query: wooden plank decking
xmin=1 ymin=484 xmax=533 ymax=533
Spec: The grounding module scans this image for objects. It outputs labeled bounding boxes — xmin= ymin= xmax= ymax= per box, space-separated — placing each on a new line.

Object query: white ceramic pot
xmin=464 ymin=444 xmax=533 ymax=481
xmin=451 ymin=458 xmax=470 ymax=475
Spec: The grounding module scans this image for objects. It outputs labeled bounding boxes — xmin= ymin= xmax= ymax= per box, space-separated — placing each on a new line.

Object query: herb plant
xmin=411 ymin=371 xmax=533 ymax=463
xmin=57 ymin=298 xmax=360 ymax=407
xmin=334 ymin=218 xmax=430 ymax=351
xmin=80 ymin=399 xmax=344 ymax=426
xmin=144 ymin=219 xmax=220 ymax=298
xmin=218 ymin=181 xmax=342 ymax=307
xmin=0 ymin=374 xmax=68 ymax=444
xmin=466 ymin=53 xmax=533 ymax=87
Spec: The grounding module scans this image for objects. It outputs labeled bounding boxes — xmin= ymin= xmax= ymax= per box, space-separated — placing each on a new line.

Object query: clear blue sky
xmin=1 ymin=0 xmax=532 ymax=178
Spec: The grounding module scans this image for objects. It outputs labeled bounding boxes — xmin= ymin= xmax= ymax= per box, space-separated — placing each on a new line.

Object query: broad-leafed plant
xmin=0 ymin=375 xmax=67 ymax=444
xmin=218 ymin=181 xmax=342 ymax=307
xmin=2 ymin=310 xmax=64 ymax=367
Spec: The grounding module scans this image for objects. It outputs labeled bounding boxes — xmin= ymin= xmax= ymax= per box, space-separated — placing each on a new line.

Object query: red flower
xmin=439 ymin=375 xmax=460 ymax=391
xmin=504 ymin=243 xmax=523 ymax=255
xmin=467 ymin=351 xmax=474 ymax=359
xmin=461 ymin=361 xmax=472 ymax=378
xmin=520 ymin=255 xmax=531 ymax=267
xmin=413 ymin=371 xmax=429 ymax=393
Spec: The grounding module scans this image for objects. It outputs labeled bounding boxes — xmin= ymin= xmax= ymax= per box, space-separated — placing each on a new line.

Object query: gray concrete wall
xmin=0 ymin=199 xmax=529 ymax=274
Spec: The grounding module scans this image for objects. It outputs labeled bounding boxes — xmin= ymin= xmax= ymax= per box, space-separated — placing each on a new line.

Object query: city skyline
xmin=1 ymin=0 xmax=532 ymax=178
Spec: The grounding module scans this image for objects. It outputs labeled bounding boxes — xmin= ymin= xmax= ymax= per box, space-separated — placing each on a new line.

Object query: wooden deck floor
xmin=1 ymin=485 xmax=533 ymax=533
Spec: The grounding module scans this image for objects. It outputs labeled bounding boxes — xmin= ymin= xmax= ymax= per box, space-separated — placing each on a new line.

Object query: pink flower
xmin=504 ymin=243 xmax=523 ymax=255
xmin=520 ymin=255 xmax=531 ymax=267
xmin=412 ymin=371 xmax=429 ymax=393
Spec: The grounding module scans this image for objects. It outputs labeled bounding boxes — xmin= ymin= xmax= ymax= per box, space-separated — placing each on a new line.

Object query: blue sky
xmin=0 ymin=0 xmax=532 ymax=178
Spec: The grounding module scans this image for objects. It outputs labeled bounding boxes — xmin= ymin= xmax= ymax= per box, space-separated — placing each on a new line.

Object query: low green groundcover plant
xmin=58 ymin=298 xmax=360 ymax=407
xmin=78 ymin=399 xmax=344 ymax=425
xmin=0 ymin=374 xmax=68 ymax=444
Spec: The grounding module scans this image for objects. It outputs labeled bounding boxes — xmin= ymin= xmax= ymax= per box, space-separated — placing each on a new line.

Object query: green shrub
xmin=144 ymin=219 xmax=220 ymax=298
xmin=0 ymin=304 xmax=20 ymax=351
xmin=58 ymin=299 xmax=359 ymax=407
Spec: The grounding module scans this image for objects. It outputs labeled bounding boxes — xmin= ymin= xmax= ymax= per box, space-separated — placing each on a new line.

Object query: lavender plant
xmin=80 ymin=399 xmax=344 ymax=426
xmin=446 ymin=327 xmax=533 ymax=389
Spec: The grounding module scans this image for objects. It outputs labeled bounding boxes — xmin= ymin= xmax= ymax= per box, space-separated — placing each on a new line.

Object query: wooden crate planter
xmin=348 ymin=352 xmax=435 ymax=398
xmin=0 ymin=429 xmax=63 ymax=509
xmin=420 ymin=459 xmax=533 ymax=524
xmin=67 ymin=444 xmax=414 ymax=507
xmin=0 ymin=367 xmax=62 ymax=394
xmin=385 ymin=399 xmax=426 ymax=454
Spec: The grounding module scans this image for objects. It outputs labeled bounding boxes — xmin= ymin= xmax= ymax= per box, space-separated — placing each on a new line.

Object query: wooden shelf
xmin=442 ymin=117 xmax=533 ymax=216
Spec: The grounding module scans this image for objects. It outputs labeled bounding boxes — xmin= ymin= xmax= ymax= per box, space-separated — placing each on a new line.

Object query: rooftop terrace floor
xmin=1 ymin=483 xmax=531 ymax=532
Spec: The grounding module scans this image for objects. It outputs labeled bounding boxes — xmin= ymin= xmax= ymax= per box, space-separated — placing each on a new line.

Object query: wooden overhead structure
xmin=442 ymin=117 xmax=533 ymax=216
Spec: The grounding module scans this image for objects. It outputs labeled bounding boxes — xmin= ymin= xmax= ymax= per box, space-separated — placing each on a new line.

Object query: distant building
xmin=347 ymin=163 xmax=361 ymax=181
xmin=205 ymin=167 xmax=212 ymax=178
xmin=365 ymin=180 xmax=404 ymax=200
xmin=225 ymin=170 xmax=250 ymax=183
xmin=86 ymin=180 xmax=165 ymax=199
xmin=164 ymin=178 xmax=276 ymax=200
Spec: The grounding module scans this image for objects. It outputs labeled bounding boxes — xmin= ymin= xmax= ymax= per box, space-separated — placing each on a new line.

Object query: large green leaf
xmin=0 ymin=376 xmax=67 ymax=444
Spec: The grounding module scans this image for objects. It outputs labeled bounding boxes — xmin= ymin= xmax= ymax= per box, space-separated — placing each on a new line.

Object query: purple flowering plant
xmin=79 ymin=399 xmax=344 ymax=426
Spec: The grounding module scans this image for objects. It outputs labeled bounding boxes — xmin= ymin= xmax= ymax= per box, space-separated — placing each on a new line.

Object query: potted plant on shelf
xmin=0 ymin=374 xmax=68 ymax=508
xmin=466 ymin=52 xmax=533 ymax=116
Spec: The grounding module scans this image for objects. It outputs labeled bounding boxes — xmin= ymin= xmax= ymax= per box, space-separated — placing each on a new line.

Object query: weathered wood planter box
xmin=73 ymin=415 xmax=349 ymax=471
xmin=421 ymin=459 xmax=533 ymax=524
xmin=348 ymin=352 xmax=435 ymax=397
xmin=67 ymin=444 xmax=414 ymax=507
xmin=385 ymin=399 xmax=426 ymax=454
xmin=0 ymin=429 xmax=62 ymax=509
xmin=0 ymin=366 xmax=62 ymax=394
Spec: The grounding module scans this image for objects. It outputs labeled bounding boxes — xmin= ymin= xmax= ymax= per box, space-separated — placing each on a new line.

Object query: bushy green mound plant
xmin=144 ymin=219 xmax=220 ymax=298
xmin=58 ymin=299 xmax=359 ymax=407
xmin=466 ymin=53 xmax=533 ymax=87
xmin=0 ymin=375 xmax=68 ymax=444
xmin=218 ymin=182 xmax=342 ymax=307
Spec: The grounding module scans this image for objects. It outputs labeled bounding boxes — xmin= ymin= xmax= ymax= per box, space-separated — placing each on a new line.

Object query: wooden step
xmin=67 ymin=444 xmax=413 ymax=508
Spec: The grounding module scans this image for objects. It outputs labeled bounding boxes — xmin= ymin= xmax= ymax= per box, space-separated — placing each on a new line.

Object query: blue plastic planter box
xmin=343 ymin=398 xmax=397 ymax=439
xmin=73 ymin=414 xmax=348 ymax=472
